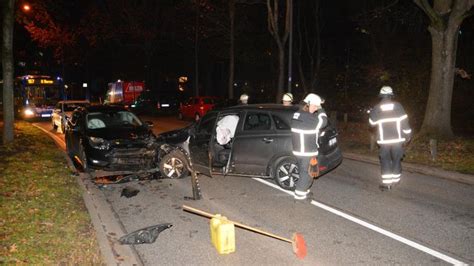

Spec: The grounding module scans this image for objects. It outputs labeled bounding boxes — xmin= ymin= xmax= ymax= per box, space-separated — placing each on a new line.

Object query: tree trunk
xmin=276 ymin=43 xmax=285 ymax=102
xmin=228 ymin=0 xmax=235 ymax=99
xmin=2 ymin=0 xmax=15 ymax=144
xmin=420 ymin=26 xmax=457 ymax=138
xmin=415 ymin=0 xmax=474 ymax=138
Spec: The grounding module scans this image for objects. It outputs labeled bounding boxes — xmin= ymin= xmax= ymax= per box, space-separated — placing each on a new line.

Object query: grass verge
xmin=338 ymin=121 xmax=474 ymax=174
xmin=0 ymin=121 xmax=103 ymax=264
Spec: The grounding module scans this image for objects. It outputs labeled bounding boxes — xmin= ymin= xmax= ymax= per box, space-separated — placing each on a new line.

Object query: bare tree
xmin=295 ymin=0 xmax=322 ymax=95
xmin=414 ymin=0 xmax=474 ymax=138
xmin=267 ymin=0 xmax=292 ymax=102
xmin=2 ymin=0 xmax=15 ymax=144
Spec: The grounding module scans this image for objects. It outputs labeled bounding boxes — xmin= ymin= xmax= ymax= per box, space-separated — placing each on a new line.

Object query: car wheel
xmin=65 ymin=137 xmax=74 ymax=160
xmin=178 ymin=112 xmax=183 ymax=120
xmin=78 ymin=144 xmax=90 ymax=173
xmin=159 ymin=151 xmax=189 ymax=179
xmin=273 ymin=156 xmax=299 ymax=190
xmin=194 ymin=113 xmax=200 ymax=121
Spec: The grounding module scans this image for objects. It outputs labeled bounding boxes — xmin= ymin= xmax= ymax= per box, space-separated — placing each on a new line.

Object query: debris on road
xmin=93 ymin=172 xmax=157 ymax=185
xmin=119 ymin=223 xmax=173 ymax=245
xmin=120 ymin=187 xmax=140 ymax=198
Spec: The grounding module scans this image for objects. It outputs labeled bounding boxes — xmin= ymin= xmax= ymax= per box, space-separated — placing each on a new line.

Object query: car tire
xmin=178 ymin=112 xmax=183 ymax=120
xmin=159 ymin=151 xmax=189 ymax=179
xmin=194 ymin=113 xmax=200 ymax=121
xmin=273 ymin=156 xmax=299 ymax=190
xmin=78 ymin=144 xmax=90 ymax=173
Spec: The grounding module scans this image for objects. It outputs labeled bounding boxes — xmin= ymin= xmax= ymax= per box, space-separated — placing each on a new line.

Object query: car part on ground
xmin=119 ymin=224 xmax=173 ymax=245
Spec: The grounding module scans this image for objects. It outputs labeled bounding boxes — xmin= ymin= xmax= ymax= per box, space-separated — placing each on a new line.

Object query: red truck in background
xmin=105 ymin=81 xmax=144 ymax=107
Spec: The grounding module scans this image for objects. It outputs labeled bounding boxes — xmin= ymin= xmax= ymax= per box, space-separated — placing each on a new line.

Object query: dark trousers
xmin=379 ymin=143 xmax=404 ymax=181
xmin=296 ymin=156 xmax=314 ymax=192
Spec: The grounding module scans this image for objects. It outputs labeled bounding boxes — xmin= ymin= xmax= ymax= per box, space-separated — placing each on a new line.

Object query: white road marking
xmin=252 ymin=178 xmax=467 ymax=265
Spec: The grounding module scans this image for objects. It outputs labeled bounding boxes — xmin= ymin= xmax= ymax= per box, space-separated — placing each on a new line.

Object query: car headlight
xmin=24 ymin=108 xmax=35 ymax=117
xmin=88 ymin=136 xmax=110 ymax=150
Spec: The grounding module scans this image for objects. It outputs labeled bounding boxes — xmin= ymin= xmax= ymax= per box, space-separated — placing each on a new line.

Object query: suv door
xmin=230 ymin=111 xmax=276 ymax=176
xmin=188 ymin=112 xmax=217 ymax=175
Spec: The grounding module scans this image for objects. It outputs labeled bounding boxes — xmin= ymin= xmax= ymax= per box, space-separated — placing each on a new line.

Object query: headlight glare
xmin=88 ymin=136 xmax=110 ymax=150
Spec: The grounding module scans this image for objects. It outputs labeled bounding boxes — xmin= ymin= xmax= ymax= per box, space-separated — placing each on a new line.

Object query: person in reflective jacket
xmin=291 ymin=93 xmax=327 ymax=201
xmin=369 ymin=86 xmax=412 ymax=190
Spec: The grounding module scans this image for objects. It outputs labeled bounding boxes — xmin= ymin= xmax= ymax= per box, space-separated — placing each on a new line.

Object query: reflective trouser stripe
xmin=294 ymin=189 xmax=309 ymax=199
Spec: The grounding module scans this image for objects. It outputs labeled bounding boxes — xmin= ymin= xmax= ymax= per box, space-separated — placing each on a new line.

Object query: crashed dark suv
xmin=65 ymin=105 xmax=158 ymax=172
xmin=157 ymin=104 xmax=342 ymax=190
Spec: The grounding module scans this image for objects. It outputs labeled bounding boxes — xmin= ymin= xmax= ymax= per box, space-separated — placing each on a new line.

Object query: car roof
xmin=221 ymin=103 xmax=299 ymax=113
xmin=58 ymin=100 xmax=90 ymax=104
xmin=81 ymin=105 xmax=128 ymax=113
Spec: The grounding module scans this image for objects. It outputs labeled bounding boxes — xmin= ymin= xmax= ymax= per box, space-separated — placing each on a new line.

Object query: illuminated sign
xmin=26 ymin=79 xmax=54 ymax=84
xmin=41 ymin=79 xmax=54 ymax=84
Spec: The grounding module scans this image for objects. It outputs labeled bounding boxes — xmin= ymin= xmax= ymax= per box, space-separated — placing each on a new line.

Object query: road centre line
xmin=252 ymin=178 xmax=467 ymax=265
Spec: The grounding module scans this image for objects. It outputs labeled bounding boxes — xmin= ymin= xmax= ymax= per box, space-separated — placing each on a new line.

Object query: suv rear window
xmin=272 ymin=115 xmax=290 ymax=130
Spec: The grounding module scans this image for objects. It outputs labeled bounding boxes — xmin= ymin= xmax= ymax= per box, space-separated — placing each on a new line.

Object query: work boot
xmin=293 ymin=192 xmax=314 ymax=204
xmin=379 ymin=184 xmax=392 ymax=191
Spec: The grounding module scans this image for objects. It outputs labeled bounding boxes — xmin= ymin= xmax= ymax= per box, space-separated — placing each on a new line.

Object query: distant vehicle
xmin=157 ymin=104 xmax=342 ymax=190
xmin=14 ymin=75 xmax=64 ymax=120
xmin=65 ymin=105 xmax=157 ymax=172
xmin=178 ymin=96 xmax=221 ymax=121
xmin=105 ymin=81 xmax=145 ymax=108
xmin=130 ymin=90 xmax=181 ymax=115
xmin=51 ymin=100 xmax=90 ymax=133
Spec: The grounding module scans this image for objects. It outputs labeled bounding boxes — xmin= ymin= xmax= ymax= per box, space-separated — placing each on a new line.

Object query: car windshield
xmin=64 ymin=102 xmax=89 ymax=111
xmin=86 ymin=111 xmax=143 ymax=129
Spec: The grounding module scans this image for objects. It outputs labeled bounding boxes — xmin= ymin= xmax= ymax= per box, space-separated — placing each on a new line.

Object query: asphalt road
xmin=35 ymin=117 xmax=473 ymax=265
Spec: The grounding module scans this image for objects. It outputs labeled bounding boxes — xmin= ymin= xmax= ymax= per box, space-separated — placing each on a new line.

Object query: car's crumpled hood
xmin=88 ymin=126 xmax=154 ymax=142
xmin=157 ymin=125 xmax=192 ymax=144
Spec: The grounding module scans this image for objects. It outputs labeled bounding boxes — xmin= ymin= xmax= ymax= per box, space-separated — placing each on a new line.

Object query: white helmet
xmin=379 ymin=86 xmax=394 ymax=96
xmin=303 ymin=93 xmax=323 ymax=106
xmin=282 ymin=92 xmax=293 ymax=102
xmin=240 ymin=93 xmax=249 ymax=101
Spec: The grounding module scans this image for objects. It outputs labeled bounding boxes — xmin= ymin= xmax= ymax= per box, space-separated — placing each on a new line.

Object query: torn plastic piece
xmin=119 ymin=223 xmax=173 ymax=245
xmin=121 ymin=187 xmax=140 ymax=198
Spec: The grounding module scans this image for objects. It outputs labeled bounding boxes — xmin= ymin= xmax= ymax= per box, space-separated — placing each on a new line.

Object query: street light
xmin=22 ymin=3 xmax=31 ymax=12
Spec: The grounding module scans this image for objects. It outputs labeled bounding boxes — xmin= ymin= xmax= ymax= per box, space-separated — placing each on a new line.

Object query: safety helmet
xmin=379 ymin=86 xmax=394 ymax=96
xmin=303 ymin=93 xmax=323 ymax=106
xmin=240 ymin=93 xmax=249 ymax=101
xmin=282 ymin=92 xmax=293 ymax=102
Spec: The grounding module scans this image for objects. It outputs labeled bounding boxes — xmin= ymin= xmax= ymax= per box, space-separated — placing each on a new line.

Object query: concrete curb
xmin=33 ymin=124 xmax=143 ymax=265
xmin=343 ymin=152 xmax=474 ymax=186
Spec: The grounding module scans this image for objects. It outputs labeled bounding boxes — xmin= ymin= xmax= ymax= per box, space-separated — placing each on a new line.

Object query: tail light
xmin=157 ymin=102 xmax=161 ymax=109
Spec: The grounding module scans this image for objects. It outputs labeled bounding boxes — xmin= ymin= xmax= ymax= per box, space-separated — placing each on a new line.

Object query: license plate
xmin=329 ymin=137 xmax=337 ymax=146
xmin=41 ymin=114 xmax=51 ymax=117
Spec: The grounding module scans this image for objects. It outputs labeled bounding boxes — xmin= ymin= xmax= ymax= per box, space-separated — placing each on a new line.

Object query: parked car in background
xmin=130 ymin=90 xmax=181 ymax=115
xmin=178 ymin=96 xmax=221 ymax=121
xmin=65 ymin=105 xmax=158 ymax=172
xmin=157 ymin=104 xmax=342 ymax=190
xmin=52 ymin=100 xmax=90 ymax=133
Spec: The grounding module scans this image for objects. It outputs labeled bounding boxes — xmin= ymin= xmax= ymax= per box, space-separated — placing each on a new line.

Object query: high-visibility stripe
xmin=392 ymin=173 xmax=401 ymax=178
xmin=380 ymin=103 xmax=394 ymax=111
xmin=382 ymin=179 xmax=394 ymax=184
xmin=403 ymin=129 xmax=412 ymax=134
xmin=291 ymin=128 xmax=318 ymax=134
xmin=382 ymin=174 xmax=393 ymax=179
xmin=377 ymin=138 xmax=406 ymax=144
xmin=370 ymin=114 xmax=408 ymax=125
xmin=293 ymin=150 xmax=318 ymax=156
xmin=295 ymin=190 xmax=309 ymax=196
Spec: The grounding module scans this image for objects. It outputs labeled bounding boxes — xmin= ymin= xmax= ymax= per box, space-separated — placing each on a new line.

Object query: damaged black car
xmin=157 ymin=104 xmax=342 ymax=190
xmin=65 ymin=105 xmax=158 ymax=172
